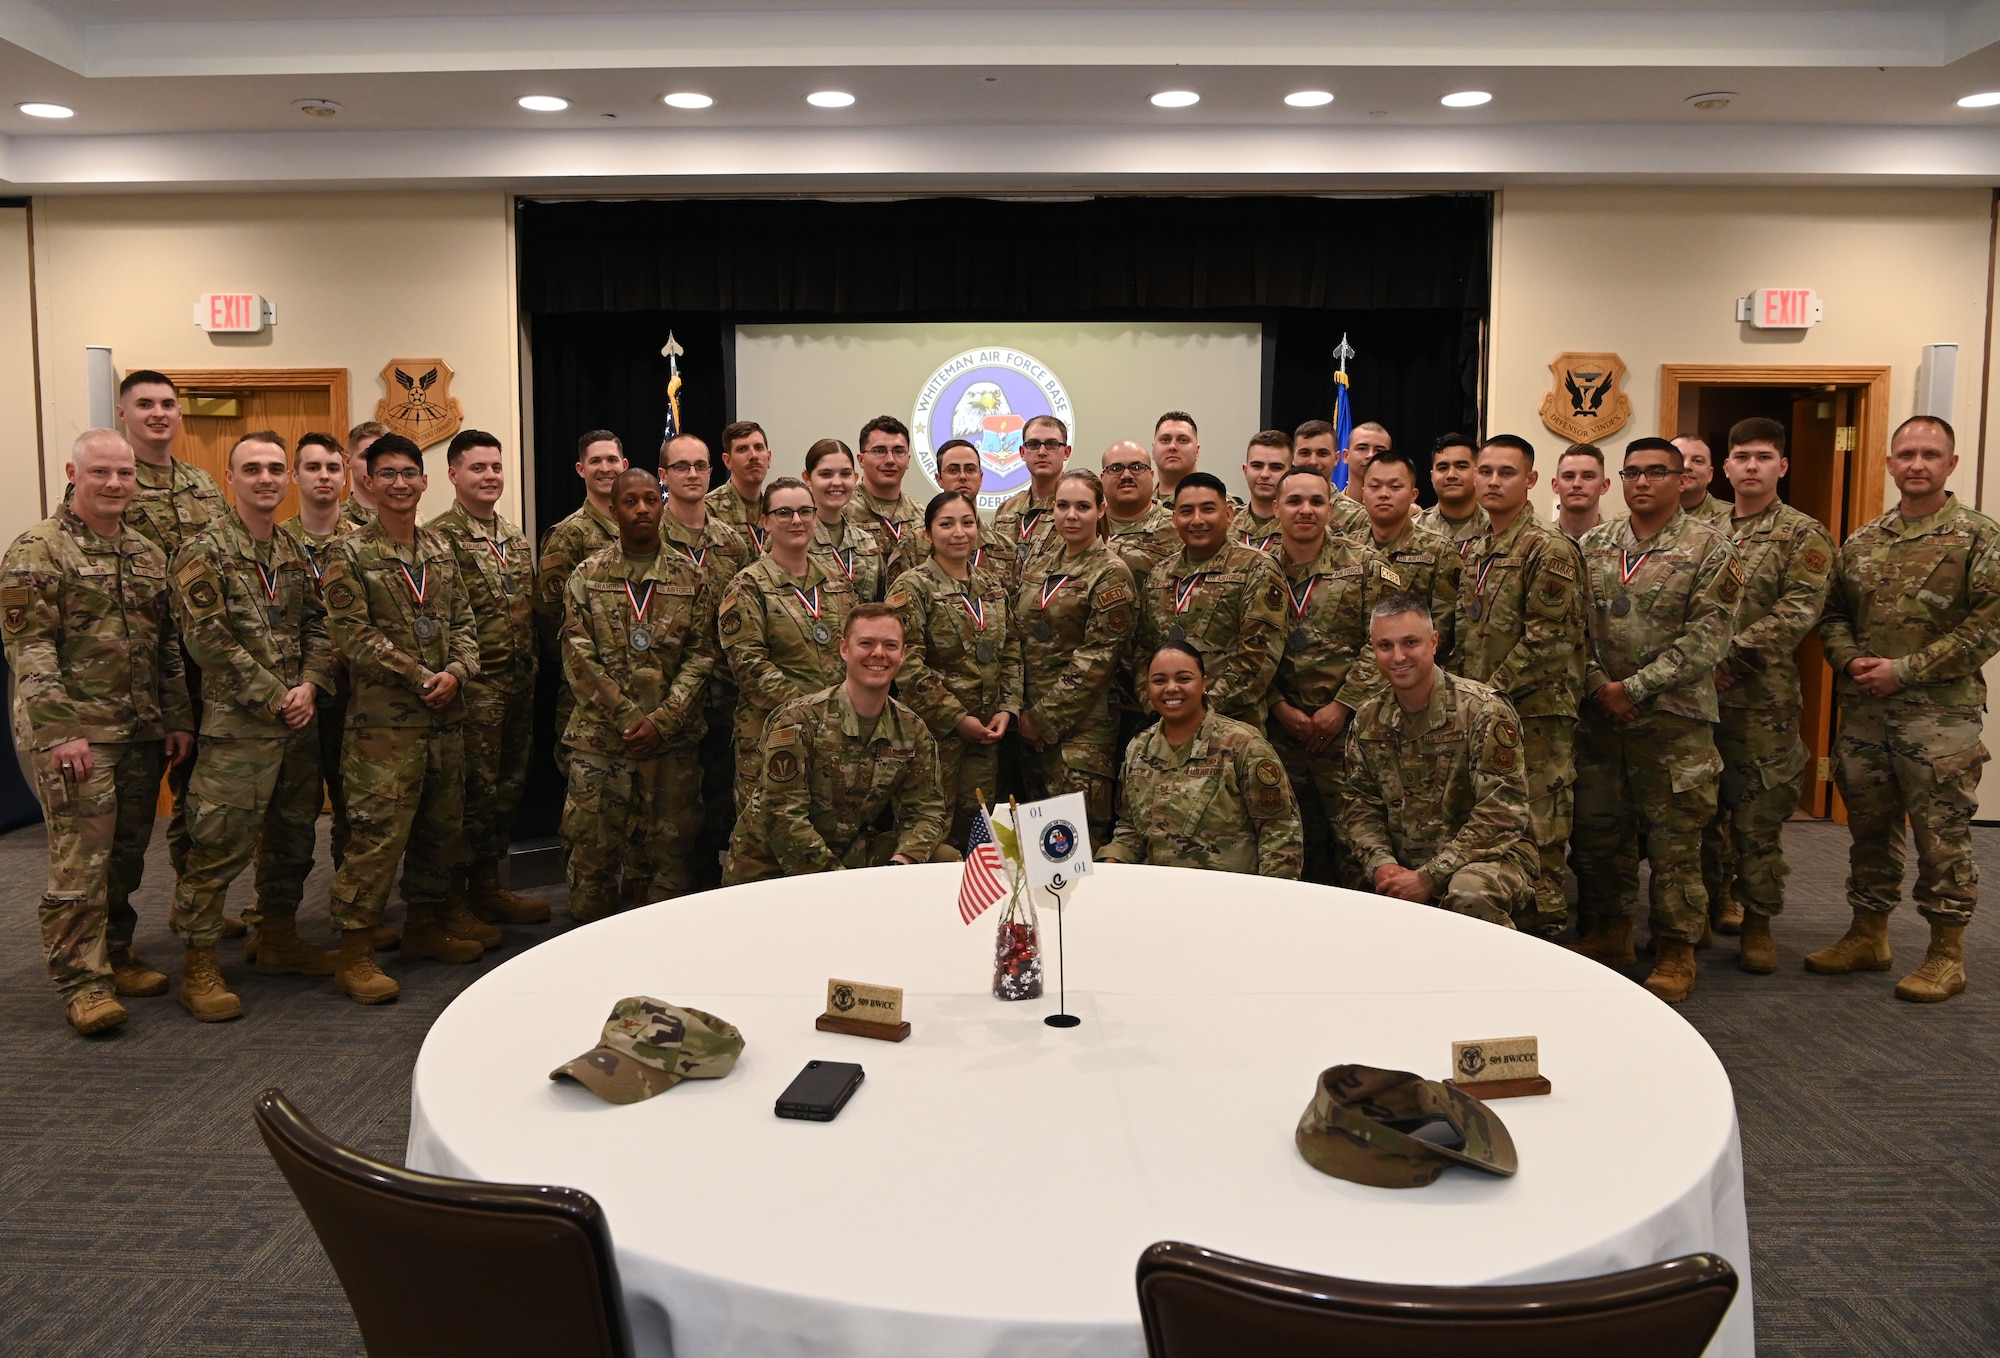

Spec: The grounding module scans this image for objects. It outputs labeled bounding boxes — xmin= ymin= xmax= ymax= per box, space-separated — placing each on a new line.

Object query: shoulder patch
xmin=1254 ymin=757 xmax=1284 ymax=787
xmin=185 ymin=578 xmax=221 ymax=613
xmin=1494 ymin=719 xmax=1520 ymax=748
xmin=1717 ymin=557 xmax=1745 ymax=605
xmin=1492 ymin=745 xmax=1519 ymax=773
xmin=1097 ymin=583 xmax=1132 ymax=608
xmin=1378 ymin=565 xmax=1404 ymax=589
xmin=1544 ymin=554 xmax=1577 ymax=581
xmin=1103 ymin=607 xmax=1131 ymax=635
xmin=765 ymin=748 xmax=801 ymax=783
xmin=720 ymin=607 xmax=743 ymax=637
xmin=175 ymin=557 xmax=207 ymax=584
xmin=326 ymin=582 xmax=356 ymax=610
xmin=1264 ymin=583 xmax=1284 ymax=612
xmin=1801 ymin=546 xmax=1829 ymax=574
xmin=2 ymin=585 xmax=29 ymax=607
xmin=886 ymin=591 xmax=911 ymax=609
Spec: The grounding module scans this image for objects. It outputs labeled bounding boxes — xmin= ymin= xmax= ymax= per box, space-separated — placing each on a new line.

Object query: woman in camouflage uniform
xmin=1015 ymin=470 xmax=1135 ymax=846
xmin=805 ymin=439 xmax=887 ymax=604
xmin=888 ymin=491 xmax=1024 ymax=844
xmin=718 ymin=478 xmax=859 ymax=806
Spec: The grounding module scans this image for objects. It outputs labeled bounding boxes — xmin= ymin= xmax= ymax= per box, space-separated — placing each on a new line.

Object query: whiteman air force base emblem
xmin=1539 ymin=352 xmax=1632 ymax=445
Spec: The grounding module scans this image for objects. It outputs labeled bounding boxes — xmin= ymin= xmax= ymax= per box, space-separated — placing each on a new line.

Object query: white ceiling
xmin=3 ymin=1 xmax=1999 ymax=192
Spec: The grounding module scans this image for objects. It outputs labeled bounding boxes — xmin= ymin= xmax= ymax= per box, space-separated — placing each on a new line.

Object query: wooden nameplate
xmin=816 ymin=1014 xmax=911 ymax=1042
xmin=1446 ymin=1075 xmax=1551 ymax=1100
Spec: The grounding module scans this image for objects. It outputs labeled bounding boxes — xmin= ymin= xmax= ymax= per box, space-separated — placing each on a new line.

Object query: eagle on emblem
xmin=952 ymin=381 xmax=1027 ymax=476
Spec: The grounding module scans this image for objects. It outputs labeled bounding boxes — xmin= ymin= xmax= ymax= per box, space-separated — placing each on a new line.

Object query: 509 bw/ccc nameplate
xmin=816 ymin=978 xmax=910 ymax=1042
xmin=1445 ymin=1035 xmax=1550 ymax=1100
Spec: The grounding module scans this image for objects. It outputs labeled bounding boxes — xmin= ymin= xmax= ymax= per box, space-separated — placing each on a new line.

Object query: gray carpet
xmin=0 ymin=820 xmax=1995 ymax=1355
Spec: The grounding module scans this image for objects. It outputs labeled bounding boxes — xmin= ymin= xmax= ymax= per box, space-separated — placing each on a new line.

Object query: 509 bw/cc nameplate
xmin=816 ymin=979 xmax=910 ymax=1042
xmin=1445 ymin=1035 xmax=1550 ymax=1099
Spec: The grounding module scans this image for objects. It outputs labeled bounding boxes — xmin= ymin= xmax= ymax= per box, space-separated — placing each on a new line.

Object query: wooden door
xmin=1787 ymin=392 xmax=1846 ymax=818
xmin=154 ymin=368 xmax=352 ymax=520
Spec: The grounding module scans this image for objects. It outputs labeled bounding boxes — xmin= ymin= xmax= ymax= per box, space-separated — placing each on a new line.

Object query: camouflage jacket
xmin=535 ymin=501 xmax=617 ymax=659
xmin=561 ymin=542 xmax=717 ymax=754
xmin=849 ymin=488 xmax=926 ymax=574
xmin=1136 ymin=543 xmax=1289 ymax=721
xmin=719 ymin=555 xmax=860 ymax=738
xmin=1414 ymin=502 xmax=1489 ymax=553
xmin=290 ymin=516 xmax=356 ymax=699
xmin=429 ymin=502 xmax=537 ymax=693
xmin=1106 ymin=504 xmax=1180 ymax=584
xmin=662 ymin=510 xmax=754 ymax=599
xmin=748 ymin=685 xmax=948 ymax=873
xmin=705 ymin=481 xmax=765 ymax=553
xmin=1579 ymin=508 xmax=1740 ymax=722
xmin=886 ymin=557 xmax=1025 ymax=738
xmin=320 ymin=520 xmax=479 ymax=730
xmin=124 ymin=456 xmax=226 ymax=559
xmin=1342 ymin=671 xmax=1537 ymax=889
xmin=1718 ymin=500 xmax=1834 ymax=713
xmin=1450 ymin=508 xmax=1586 ymax=720
xmin=812 ymin=513 xmax=887 ymax=604
xmin=1 ymin=507 xmax=193 ymax=749
xmin=1821 ymin=495 xmax=2000 ymax=710
xmin=1016 ymin=541 xmax=1136 ymax=748
xmin=1685 ymin=495 xmax=1733 ymax=528
xmin=340 ymin=497 xmax=376 ymax=531
xmin=169 ymin=514 xmax=334 ymax=738
xmin=1326 ymin=493 xmax=1370 ymax=539
xmin=993 ymin=487 xmax=1061 ymax=577
xmin=1363 ymin=521 xmax=1464 ymax=665
xmin=1100 ymin=711 xmax=1302 ymax=877
xmin=1270 ymin=535 xmax=1382 ymax=714
xmin=1230 ymin=506 xmax=1283 ymax=555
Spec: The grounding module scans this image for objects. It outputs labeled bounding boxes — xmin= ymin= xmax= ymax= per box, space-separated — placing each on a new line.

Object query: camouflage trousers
xmin=561 ymin=744 xmax=702 ymax=916
xmin=171 ymin=727 xmax=322 ymax=947
xmin=317 ymin=689 xmax=352 ymax=872
xmin=1431 ymin=859 xmax=1530 ymax=929
xmin=458 ymin=678 xmax=534 ymax=865
xmin=1021 ymin=738 xmax=1117 ymax=850
xmin=26 ymin=740 xmax=163 ymax=998
xmin=1572 ymin=709 xmax=1721 ymax=944
xmin=328 ymin=725 xmax=464 ymax=933
xmin=1835 ymin=701 xmax=1987 ymax=926
xmin=1703 ymin=705 xmax=1809 ymax=917
xmin=1518 ymin=715 xmax=1578 ymax=935
xmin=1269 ymin=724 xmax=1346 ymax=887
xmin=936 ymin=735 xmax=999 ymax=850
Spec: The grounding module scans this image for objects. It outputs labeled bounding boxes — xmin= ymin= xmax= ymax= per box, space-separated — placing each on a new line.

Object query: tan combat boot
xmin=66 ymin=984 xmax=128 ymax=1034
xmin=332 ymin=929 xmax=400 ymax=1004
xmin=1644 ymin=936 xmax=1698 ymax=1003
xmin=109 ymin=947 xmax=169 ymax=997
xmin=439 ymin=868 xmax=503 ymax=948
xmin=400 ymin=901 xmax=485 ymax=964
xmin=1737 ymin=911 xmax=1777 ymax=974
xmin=1803 ymin=909 xmax=1892 ymax=974
xmin=1711 ymin=882 xmax=1743 ymax=936
xmin=252 ymin=919 xmax=336 ymax=977
xmin=178 ymin=946 xmax=244 ymax=1022
xmin=1569 ymin=915 xmax=1636 ymax=967
xmin=370 ymin=923 xmax=401 ymax=951
xmin=1893 ymin=923 xmax=1967 ymax=1003
xmin=468 ymin=858 xmax=550 ymax=925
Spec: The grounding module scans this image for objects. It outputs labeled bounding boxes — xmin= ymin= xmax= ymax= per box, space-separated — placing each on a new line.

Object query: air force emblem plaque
xmin=375 ymin=357 xmax=465 ymax=450
xmin=912 ymin=347 xmax=1073 ymax=511
xmin=1538 ymin=352 xmax=1631 ymax=445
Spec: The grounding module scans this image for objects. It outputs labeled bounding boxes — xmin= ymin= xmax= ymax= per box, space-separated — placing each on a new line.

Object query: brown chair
xmin=1136 ymin=1240 xmax=1736 ymax=1358
xmin=253 ymin=1088 xmax=634 ymax=1358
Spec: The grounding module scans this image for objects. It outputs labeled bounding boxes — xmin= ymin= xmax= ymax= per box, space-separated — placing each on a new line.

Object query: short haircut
xmin=1560 ymin=442 xmax=1605 ymax=468
xmin=1727 ymin=417 xmax=1787 ymax=455
xmin=805 ymin=438 xmax=854 ymax=474
xmin=720 ymin=420 xmax=766 ymax=455
xmin=1371 ymin=591 xmax=1433 ymax=626
xmin=858 ymin=415 xmax=911 ymax=448
xmin=1480 ymin=433 xmax=1536 ymax=467
xmin=348 ymin=419 xmax=389 ymax=446
xmin=1155 ymin=410 xmax=1198 ymax=435
xmin=1431 ymin=431 xmax=1476 ymax=456
xmin=1146 ymin=640 xmax=1206 ymax=675
xmin=446 ymin=428 xmax=502 ymax=466
xmin=1294 ymin=419 xmax=1335 ymax=443
xmin=363 ymin=433 xmax=422 ymax=473
xmin=229 ymin=429 xmax=287 ymax=466
xmin=1246 ymin=429 xmax=1292 ymax=455
xmin=70 ymin=428 xmax=128 ymax=459
xmin=611 ymin=467 xmax=658 ymax=498
xmin=935 ymin=438 xmax=978 ymax=463
xmin=577 ymin=429 xmax=623 ymax=458
xmin=1362 ymin=446 xmax=1422 ymax=486
xmin=1023 ymin=413 xmax=1069 ymax=442
xmin=296 ymin=432 xmax=343 ymax=465
xmin=759 ymin=475 xmax=812 ymax=515
xmin=1351 ymin=421 xmax=1390 ymax=440
xmin=660 ymin=432 xmax=708 ymax=462
xmin=1171 ymin=471 xmax=1229 ymax=504
xmin=1894 ymin=414 xmax=1956 ymax=449
xmin=1279 ymin=465 xmax=1333 ymax=492
xmin=119 ymin=370 xmax=178 ymax=398
xmin=1625 ymin=436 xmax=1684 ymax=469
xmin=843 ymin=601 xmax=905 ymax=638
xmin=924 ymin=489 xmax=980 ymax=530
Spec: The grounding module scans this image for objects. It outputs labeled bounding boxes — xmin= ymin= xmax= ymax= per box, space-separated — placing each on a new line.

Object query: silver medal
xmin=1168 ymin=624 xmax=1187 ymax=644
xmin=1034 ymin=619 xmax=1053 ymax=643
xmin=1611 ymin=596 xmax=1632 ymax=618
xmin=1287 ymin=628 xmax=1311 ymax=653
xmin=629 ymin=625 xmax=653 ymax=652
xmin=1469 ymin=600 xmax=1484 ymax=623
xmin=976 ymin=640 xmax=994 ymax=664
xmin=413 ymin=614 xmax=438 ymax=640
xmin=812 ymin=622 xmax=832 ymax=645
xmin=268 ymin=606 xmax=285 ymax=628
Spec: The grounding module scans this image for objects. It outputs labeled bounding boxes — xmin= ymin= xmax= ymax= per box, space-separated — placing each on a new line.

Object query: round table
xmin=406 ymin=865 xmax=1753 ymax=1358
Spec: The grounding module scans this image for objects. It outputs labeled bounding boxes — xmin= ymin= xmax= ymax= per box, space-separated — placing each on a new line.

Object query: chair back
xmin=1137 ymin=1240 xmax=1736 ymax=1358
xmin=253 ymin=1088 xmax=634 ymax=1358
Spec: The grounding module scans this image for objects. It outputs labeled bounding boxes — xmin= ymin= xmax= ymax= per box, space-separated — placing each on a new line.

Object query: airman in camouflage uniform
xmin=851 ymin=487 xmax=927 ymax=576
xmin=561 ymin=477 xmax=719 ymax=919
xmin=1101 ymin=709 xmax=1303 ymax=877
xmin=812 ymin=513 xmax=887 ymax=604
xmin=5 ymin=435 xmax=193 ymax=1032
xmin=719 ymin=554 xmax=859 ymax=798
xmin=1230 ymin=505 xmax=1284 ymax=554
xmin=1572 ymin=440 xmax=1740 ymax=1002
xmin=1362 ymin=518 xmax=1463 ymax=664
xmin=1415 ymin=503 xmax=1488 ymax=549
xmin=663 ymin=496 xmax=754 ymax=875
xmin=888 ymin=557 xmax=1023 ymax=841
xmin=1017 ymin=540 xmax=1136 ymax=846
xmin=706 ymin=480 xmax=766 ymax=553
xmin=707 ymin=419 xmax=771 ymax=554
xmin=1811 ymin=417 xmax=2000 ymax=1003
xmin=1343 ymin=667 xmax=1536 ymax=928
xmin=993 ymin=489 xmax=1061 ymax=578
xmin=1108 ymin=501 xmax=1180 ymax=582
xmin=340 ymin=495 xmax=376 ymax=531
xmin=536 ymin=498 xmax=617 ymax=776
xmin=319 ymin=441 xmax=483 ymax=1001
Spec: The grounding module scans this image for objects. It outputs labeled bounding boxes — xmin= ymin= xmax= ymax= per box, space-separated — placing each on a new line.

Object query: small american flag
xmin=958 ymin=807 xmax=1010 ymax=924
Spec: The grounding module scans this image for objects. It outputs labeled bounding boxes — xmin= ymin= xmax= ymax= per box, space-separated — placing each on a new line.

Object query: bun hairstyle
xmin=1147 ymin=639 xmax=1207 ymax=675
xmin=759 ymin=475 xmax=813 ymax=515
xmin=1056 ymin=468 xmax=1110 ymax=539
xmin=924 ymin=490 xmax=981 ymax=531
xmin=804 ymin=438 xmax=855 ymax=474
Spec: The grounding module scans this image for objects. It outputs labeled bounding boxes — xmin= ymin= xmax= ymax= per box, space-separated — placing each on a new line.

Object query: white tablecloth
xmin=406 ymin=865 xmax=1753 ymax=1358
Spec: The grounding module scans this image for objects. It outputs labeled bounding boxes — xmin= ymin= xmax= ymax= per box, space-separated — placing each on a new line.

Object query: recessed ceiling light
xmin=293 ymin=98 xmax=341 ymax=118
xmin=17 ymin=102 xmax=74 ymax=119
xmin=1958 ymin=91 xmax=2000 ymax=108
xmin=807 ymin=90 xmax=856 ymax=108
xmin=663 ymin=92 xmax=714 ymax=110
xmin=1150 ymin=90 xmax=1200 ymax=109
xmin=1285 ymin=90 xmax=1335 ymax=108
xmin=1440 ymin=90 xmax=1492 ymax=109
xmin=1685 ymin=91 xmax=1737 ymax=111
xmin=517 ymin=95 xmax=569 ymax=113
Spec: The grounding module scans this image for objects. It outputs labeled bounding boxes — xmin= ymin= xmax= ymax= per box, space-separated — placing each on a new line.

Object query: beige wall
xmin=24 ymin=190 xmax=520 ymax=526
xmin=0 ymin=208 xmax=43 ymax=555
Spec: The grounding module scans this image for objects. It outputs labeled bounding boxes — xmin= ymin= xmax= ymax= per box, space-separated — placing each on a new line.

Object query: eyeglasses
xmin=1022 ymin=439 xmax=1068 ymax=453
xmin=1102 ymin=462 xmax=1151 ymax=477
xmin=1618 ymin=466 xmax=1680 ymax=482
xmin=370 ymin=467 xmax=423 ymax=483
xmin=663 ymin=461 xmax=710 ymax=476
xmin=764 ymin=506 xmax=814 ymax=521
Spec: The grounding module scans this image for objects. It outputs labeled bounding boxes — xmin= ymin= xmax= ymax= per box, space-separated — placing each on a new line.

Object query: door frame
xmin=151 ymin=367 xmax=352 ymax=446
xmin=1657 ymin=364 xmax=1891 ymax=526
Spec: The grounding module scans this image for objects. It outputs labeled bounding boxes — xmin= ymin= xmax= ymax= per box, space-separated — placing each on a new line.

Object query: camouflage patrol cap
xmin=550 ymin=997 xmax=745 ymax=1105
xmin=1295 ymin=1064 xmax=1518 ymax=1189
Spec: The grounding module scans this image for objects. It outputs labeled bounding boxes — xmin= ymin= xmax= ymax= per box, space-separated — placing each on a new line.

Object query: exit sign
xmin=1737 ymin=288 xmax=1823 ymax=329
xmin=193 ymin=293 xmax=274 ymax=333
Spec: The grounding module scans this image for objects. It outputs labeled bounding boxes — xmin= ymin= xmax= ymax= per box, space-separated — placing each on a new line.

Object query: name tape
xmin=1451 ymin=1035 xmax=1539 ymax=1084
xmin=826 ymin=978 xmax=903 ymax=1026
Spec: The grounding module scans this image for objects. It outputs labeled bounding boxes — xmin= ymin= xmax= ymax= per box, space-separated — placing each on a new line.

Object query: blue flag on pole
xmin=1330 ymin=370 xmax=1354 ymax=491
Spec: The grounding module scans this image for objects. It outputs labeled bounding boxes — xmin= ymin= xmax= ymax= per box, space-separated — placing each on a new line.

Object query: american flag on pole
xmin=958 ymin=807 xmax=1011 ymax=924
